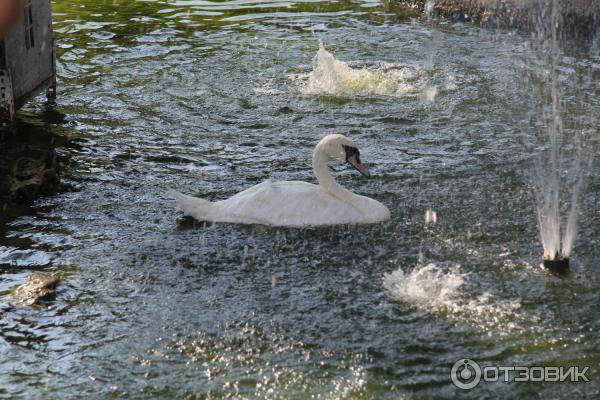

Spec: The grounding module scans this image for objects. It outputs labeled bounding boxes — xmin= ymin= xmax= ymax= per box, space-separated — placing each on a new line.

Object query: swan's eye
xmin=343 ymin=145 xmax=359 ymax=161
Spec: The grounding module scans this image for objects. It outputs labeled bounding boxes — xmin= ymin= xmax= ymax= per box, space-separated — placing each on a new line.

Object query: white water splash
xmin=383 ymin=263 xmax=464 ymax=308
xmin=384 ymin=264 xmax=523 ymax=334
xmin=294 ymin=43 xmax=419 ymax=97
xmin=424 ymin=0 xmax=435 ymax=20
xmin=422 ymin=85 xmax=438 ymax=102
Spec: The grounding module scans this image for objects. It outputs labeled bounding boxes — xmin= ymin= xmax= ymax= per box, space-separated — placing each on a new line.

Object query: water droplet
xmin=425 ymin=209 xmax=437 ymax=224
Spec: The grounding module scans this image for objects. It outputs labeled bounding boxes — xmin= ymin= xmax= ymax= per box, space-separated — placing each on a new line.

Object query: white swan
xmin=168 ymin=134 xmax=390 ymax=227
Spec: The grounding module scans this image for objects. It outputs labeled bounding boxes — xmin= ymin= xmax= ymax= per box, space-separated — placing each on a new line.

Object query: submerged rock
xmin=14 ymin=272 xmax=59 ymax=306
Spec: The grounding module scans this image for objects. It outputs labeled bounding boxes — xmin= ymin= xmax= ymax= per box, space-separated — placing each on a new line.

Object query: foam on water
xmin=384 ymin=264 xmax=524 ymax=335
xmin=294 ymin=44 xmax=421 ymax=97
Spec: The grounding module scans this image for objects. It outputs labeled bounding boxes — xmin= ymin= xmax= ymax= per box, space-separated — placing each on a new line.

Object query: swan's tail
xmin=167 ymin=189 xmax=214 ymax=221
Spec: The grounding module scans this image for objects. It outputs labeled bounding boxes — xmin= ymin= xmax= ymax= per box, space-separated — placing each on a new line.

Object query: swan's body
xmin=168 ymin=180 xmax=388 ymax=226
xmin=168 ymin=134 xmax=390 ymax=227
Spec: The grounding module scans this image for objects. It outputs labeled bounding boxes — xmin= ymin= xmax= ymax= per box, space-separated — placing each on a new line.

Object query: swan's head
xmin=317 ymin=134 xmax=370 ymax=177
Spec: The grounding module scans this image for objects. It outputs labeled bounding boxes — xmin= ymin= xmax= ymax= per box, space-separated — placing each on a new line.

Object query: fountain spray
xmin=530 ymin=0 xmax=591 ymax=274
xmin=537 ymin=0 xmax=568 ymax=273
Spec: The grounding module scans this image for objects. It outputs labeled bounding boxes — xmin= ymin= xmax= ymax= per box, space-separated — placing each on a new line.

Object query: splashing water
xmin=383 ymin=263 xmax=464 ymax=308
xmin=295 ymin=43 xmax=419 ymax=97
xmin=384 ymin=264 xmax=523 ymax=334
xmin=421 ymin=85 xmax=438 ymax=102
xmin=424 ymin=0 xmax=435 ymax=20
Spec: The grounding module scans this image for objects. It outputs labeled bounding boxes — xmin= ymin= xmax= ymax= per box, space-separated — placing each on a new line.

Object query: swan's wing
xmin=215 ymin=181 xmax=362 ymax=226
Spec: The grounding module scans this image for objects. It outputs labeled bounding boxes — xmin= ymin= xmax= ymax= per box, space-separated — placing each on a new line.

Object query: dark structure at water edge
xmin=0 ymin=0 xmax=56 ymax=121
xmin=0 ymin=1 xmax=61 ymax=217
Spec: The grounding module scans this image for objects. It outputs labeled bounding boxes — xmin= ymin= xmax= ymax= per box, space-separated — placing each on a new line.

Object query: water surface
xmin=1 ymin=1 xmax=600 ymax=398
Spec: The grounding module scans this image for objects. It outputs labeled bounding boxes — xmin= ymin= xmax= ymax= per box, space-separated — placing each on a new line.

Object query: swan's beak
xmin=347 ymin=154 xmax=370 ymax=177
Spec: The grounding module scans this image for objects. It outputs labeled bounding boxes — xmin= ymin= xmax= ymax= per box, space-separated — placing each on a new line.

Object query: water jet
xmin=528 ymin=0 xmax=592 ymax=275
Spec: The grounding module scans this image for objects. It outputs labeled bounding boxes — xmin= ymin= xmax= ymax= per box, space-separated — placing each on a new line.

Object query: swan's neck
xmin=313 ymin=145 xmax=361 ymax=205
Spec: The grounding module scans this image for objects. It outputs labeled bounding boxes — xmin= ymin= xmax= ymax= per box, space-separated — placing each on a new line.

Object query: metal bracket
xmin=46 ymin=38 xmax=57 ymax=101
xmin=0 ymin=69 xmax=15 ymax=120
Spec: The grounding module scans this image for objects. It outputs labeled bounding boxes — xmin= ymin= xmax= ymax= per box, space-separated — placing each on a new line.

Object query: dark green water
xmin=1 ymin=1 xmax=600 ymax=398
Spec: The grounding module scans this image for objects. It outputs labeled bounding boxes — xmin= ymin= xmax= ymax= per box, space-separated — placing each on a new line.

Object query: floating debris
xmin=14 ymin=272 xmax=59 ymax=306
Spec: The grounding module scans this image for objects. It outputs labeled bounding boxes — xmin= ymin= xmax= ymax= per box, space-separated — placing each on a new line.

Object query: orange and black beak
xmin=343 ymin=145 xmax=370 ymax=177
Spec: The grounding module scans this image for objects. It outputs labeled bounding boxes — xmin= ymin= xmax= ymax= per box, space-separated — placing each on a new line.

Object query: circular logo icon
xmin=451 ymin=359 xmax=481 ymax=390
